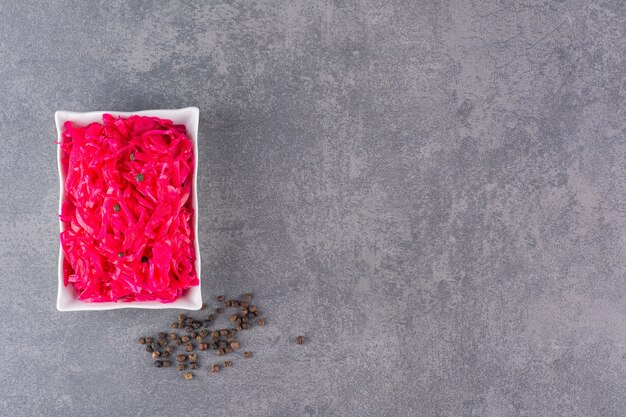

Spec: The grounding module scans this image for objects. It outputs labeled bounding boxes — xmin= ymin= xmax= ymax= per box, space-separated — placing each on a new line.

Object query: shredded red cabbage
xmin=58 ymin=114 xmax=198 ymax=302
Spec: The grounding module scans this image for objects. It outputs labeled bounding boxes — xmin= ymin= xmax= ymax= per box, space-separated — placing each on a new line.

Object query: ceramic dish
xmin=55 ymin=107 xmax=201 ymax=311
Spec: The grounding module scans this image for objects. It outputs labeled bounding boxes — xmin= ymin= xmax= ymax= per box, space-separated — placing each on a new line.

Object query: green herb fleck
xmin=135 ymin=173 xmax=144 ymax=182
xmin=113 ymin=203 xmax=121 ymax=212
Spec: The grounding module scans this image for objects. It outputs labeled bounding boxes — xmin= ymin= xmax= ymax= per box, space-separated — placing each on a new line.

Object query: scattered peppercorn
xmin=249 ymin=305 xmax=257 ymax=313
xmin=223 ymin=360 xmax=232 ymax=368
xmin=219 ymin=329 xmax=228 ymax=337
xmin=168 ymin=333 xmax=177 ymax=340
xmin=189 ymin=354 xmax=197 ymax=362
xmin=138 ymin=337 xmax=146 ymax=344
xmin=158 ymin=339 xmax=167 ymax=347
xmin=216 ymin=295 xmax=225 ymax=302
xmin=190 ymin=362 xmax=198 ymax=369
xmin=243 ymin=351 xmax=253 ymax=359
xmin=211 ymin=364 xmax=220 ymax=373
xmin=146 ymin=344 xmax=154 ymax=353
xmin=183 ymin=372 xmax=193 ymax=380
xmin=215 ymin=349 xmax=224 ymax=356
xmin=176 ymin=354 xmax=187 ymax=362
xmin=165 ymin=346 xmax=174 ymax=354
xmin=181 ymin=335 xmax=190 ymax=343
xmin=257 ymin=318 xmax=265 ymax=326
xmin=199 ymin=343 xmax=208 ymax=351
xmin=177 ymin=364 xmax=185 ymax=371
xmin=185 ymin=343 xmax=194 ymax=352
xmin=154 ymin=360 xmax=163 ymax=368
xmin=229 ymin=314 xmax=238 ymax=322
xmin=178 ymin=314 xmax=186 ymax=323
xmin=152 ymin=351 xmax=161 ymax=359
xmin=162 ymin=360 xmax=171 ymax=368
xmin=230 ymin=341 xmax=240 ymax=349
xmin=296 ymin=336 xmax=305 ymax=345
xmin=224 ymin=347 xmax=233 ymax=354
xmin=241 ymin=323 xmax=251 ymax=330
xmin=242 ymin=293 xmax=253 ymax=302
xmin=145 ymin=337 xmax=153 ymax=344
xmin=207 ymin=314 xmax=216 ymax=321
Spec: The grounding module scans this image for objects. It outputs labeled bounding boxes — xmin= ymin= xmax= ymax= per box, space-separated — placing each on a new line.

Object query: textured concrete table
xmin=1 ymin=1 xmax=625 ymax=416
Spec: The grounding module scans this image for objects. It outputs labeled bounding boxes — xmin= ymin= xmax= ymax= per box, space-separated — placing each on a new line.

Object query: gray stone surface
xmin=0 ymin=0 xmax=625 ymax=416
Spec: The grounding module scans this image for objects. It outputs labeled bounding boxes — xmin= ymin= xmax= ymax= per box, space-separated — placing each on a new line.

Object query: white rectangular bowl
xmin=55 ymin=107 xmax=202 ymax=311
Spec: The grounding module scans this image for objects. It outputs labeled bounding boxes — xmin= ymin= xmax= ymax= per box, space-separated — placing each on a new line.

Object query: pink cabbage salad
xmin=58 ymin=114 xmax=198 ymax=302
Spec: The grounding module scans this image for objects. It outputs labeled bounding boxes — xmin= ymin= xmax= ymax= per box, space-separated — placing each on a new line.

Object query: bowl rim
xmin=55 ymin=107 xmax=202 ymax=311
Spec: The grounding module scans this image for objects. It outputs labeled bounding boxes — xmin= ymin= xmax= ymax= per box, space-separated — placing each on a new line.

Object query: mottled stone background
xmin=0 ymin=1 xmax=624 ymax=416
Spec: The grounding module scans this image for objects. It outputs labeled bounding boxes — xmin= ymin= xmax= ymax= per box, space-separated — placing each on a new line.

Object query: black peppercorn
xmin=162 ymin=360 xmax=171 ymax=368
xmin=146 ymin=344 xmax=154 ymax=353
xmin=190 ymin=362 xmax=198 ymax=370
xmin=185 ymin=326 xmax=194 ymax=333
xmin=158 ymin=339 xmax=167 ymax=347
xmin=219 ymin=329 xmax=228 ymax=337
xmin=165 ymin=346 xmax=174 ymax=354
xmin=243 ymin=351 xmax=252 ymax=358
xmin=178 ymin=313 xmax=186 ymax=323
xmin=296 ymin=336 xmax=305 ymax=345
xmin=216 ymin=295 xmax=225 ymax=302
xmin=218 ymin=340 xmax=227 ymax=349
xmin=241 ymin=323 xmax=251 ymax=330
xmin=145 ymin=337 xmax=153 ymax=344
xmin=224 ymin=347 xmax=233 ymax=354
xmin=181 ymin=335 xmax=190 ymax=343
xmin=230 ymin=341 xmax=240 ymax=350
xmin=211 ymin=364 xmax=220 ymax=373
xmin=177 ymin=364 xmax=185 ymax=371
xmin=199 ymin=343 xmax=208 ymax=351
xmin=151 ymin=351 xmax=161 ymax=359
xmin=176 ymin=354 xmax=187 ymax=362
xmin=168 ymin=333 xmax=177 ymax=340
xmin=249 ymin=305 xmax=257 ymax=313
xmin=154 ymin=360 xmax=163 ymax=368
xmin=207 ymin=314 xmax=216 ymax=321
xmin=209 ymin=343 xmax=218 ymax=350
xmin=138 ymin=337 xmax=146 ymax=344
xmin=228 ymin=314 xmax=238 ymax=322
xmin=223 ymin=360 xmax=232 ymax=368
xmin=185 ymin=343 xmax=194 ymax=352
xmin=183 ymin=372 xmax=193 ymax=380
xmin=215 ymin=349 xmax=224 ymax=356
